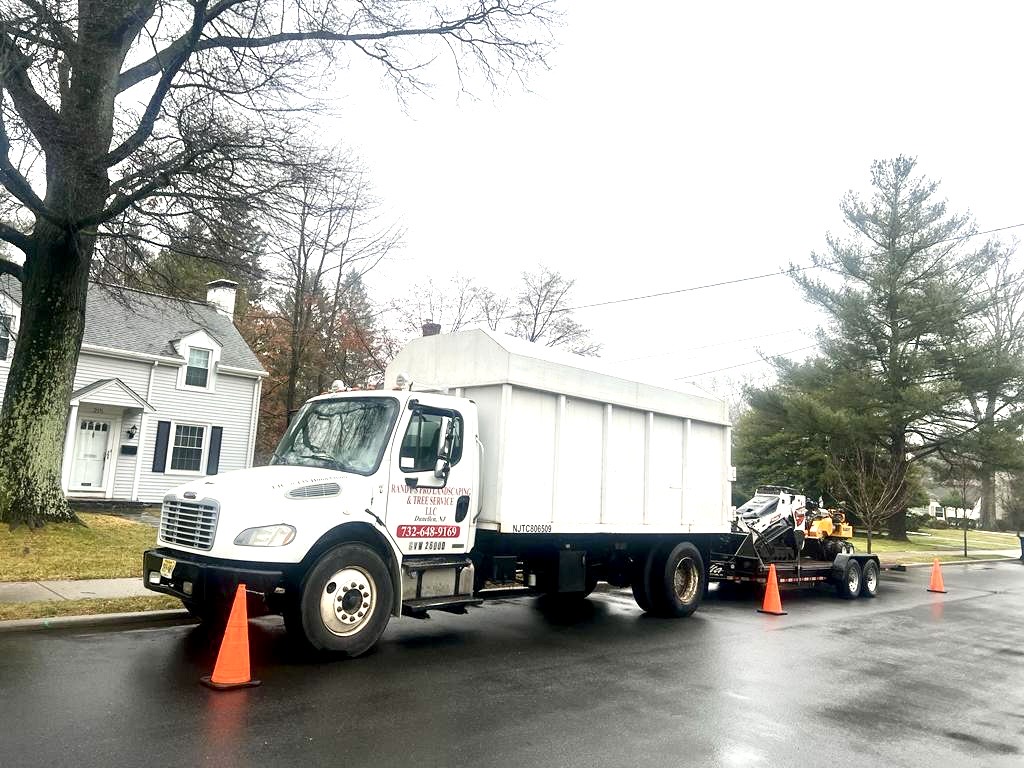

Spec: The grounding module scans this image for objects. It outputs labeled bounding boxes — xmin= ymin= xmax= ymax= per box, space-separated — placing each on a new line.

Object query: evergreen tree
xmin=790 ymin=156 xmax=991 ymax=538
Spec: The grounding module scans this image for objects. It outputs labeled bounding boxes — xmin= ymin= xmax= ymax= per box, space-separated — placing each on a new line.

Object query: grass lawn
xmin=852 ymin=528 xmax=1021 ymax=558
xmin=0 ymin=513 xmax=158 ymax=582
xmin=0 ymin=595 xmax=181 ymax=622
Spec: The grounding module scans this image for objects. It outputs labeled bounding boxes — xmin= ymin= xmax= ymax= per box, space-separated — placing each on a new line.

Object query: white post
xmin=60 ymin=403 xmax=79 ymax=492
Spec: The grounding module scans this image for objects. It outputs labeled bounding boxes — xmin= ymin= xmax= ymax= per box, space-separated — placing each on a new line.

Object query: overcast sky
xmin=323 ymin=0 xmax=1024 ymax=394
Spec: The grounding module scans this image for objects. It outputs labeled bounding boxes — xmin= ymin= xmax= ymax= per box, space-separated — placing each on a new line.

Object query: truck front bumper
xmin=143 ymin=548 xmax=290 ymax=608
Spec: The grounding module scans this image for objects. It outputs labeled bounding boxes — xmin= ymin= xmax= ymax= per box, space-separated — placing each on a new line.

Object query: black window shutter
xmin=206 ymin=427 xmax=223 ymax=475
xmin=152 ymin=421 xmax=171 ymax=472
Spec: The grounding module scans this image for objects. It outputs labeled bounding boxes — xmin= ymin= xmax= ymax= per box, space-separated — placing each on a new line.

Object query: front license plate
xmin=159 ymin=558 xmax=177 ymax=580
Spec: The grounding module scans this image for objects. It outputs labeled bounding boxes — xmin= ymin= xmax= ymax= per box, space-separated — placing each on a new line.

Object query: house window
xmin=170 ymin=424 xmax=206 ymax=472
xmin=0 ymin=314 xmax=12 ymax=360
xmin=185 ymin=348 xmax=211 ymax=388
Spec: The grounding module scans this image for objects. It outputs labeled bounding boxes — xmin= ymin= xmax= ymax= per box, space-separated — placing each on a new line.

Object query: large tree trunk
xmin=0 ymin=223 xmax=90 ymax=527
xmin=981 ymin=471 xmax=996 ymax=530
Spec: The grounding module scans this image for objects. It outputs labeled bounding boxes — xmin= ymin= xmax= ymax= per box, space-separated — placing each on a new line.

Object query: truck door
xmin=387 ymin=401 xmax=475 ymax=557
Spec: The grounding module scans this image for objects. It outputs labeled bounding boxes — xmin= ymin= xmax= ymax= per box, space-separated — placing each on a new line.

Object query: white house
xmin=0 ymin=276 xmax=265 ymax=504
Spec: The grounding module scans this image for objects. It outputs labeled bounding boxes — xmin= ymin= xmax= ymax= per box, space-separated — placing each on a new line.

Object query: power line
xmin=673 ymin=344 xmax=820 ymax=380
xmin=505 ymin=221 xmax=1024 ymax=322
xmin=612 ymin=326 xmax=812 ymax=363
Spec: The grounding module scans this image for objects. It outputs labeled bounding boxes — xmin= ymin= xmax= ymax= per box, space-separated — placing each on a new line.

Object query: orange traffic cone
xmin=926 ymin=558 xmax=947 ymax=594
xmin=201 ymin=584 xmax=261 ymax=690
xmin=757 ymin=563 xmax=787 ymax=615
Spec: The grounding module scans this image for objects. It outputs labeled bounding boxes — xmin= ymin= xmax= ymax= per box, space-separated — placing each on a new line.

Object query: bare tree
xmin=392 ymin=274 xmax=481 ymax=337
xmin=490 ymin=265 xmax=600 ymax=355
xmin=0 ymin=0 xmax=555 ymax=526
xmin=828 ymin=443 xmax=908 ymax=554
xmin=262 ymin=147 xmax=399 ymax=414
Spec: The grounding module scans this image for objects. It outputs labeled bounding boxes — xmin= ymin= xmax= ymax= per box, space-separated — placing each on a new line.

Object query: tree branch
xmin=0 ymin=220 xmax=32 ymax=254
xmin=0 ymin=254 xmax=24 ymax=281
xmin=104 ymin=1 xmax=209 ymax=167
xmin=0 ymin=22 xmax=61 ymax=148
xmin=117 ymin=3 xmax=534 ymax=93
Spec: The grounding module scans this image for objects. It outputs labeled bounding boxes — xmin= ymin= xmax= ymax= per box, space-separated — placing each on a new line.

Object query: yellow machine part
xmin=806 ymin=515 xmax=854 ymax=540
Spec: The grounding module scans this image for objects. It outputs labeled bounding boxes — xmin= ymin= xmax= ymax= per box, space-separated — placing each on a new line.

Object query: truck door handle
xmin=455 ymin=495 xmax=470 ymax=523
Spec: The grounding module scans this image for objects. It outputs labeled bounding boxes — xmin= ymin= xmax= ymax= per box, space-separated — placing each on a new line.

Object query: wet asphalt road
xmin=1 ymin=562 xmax=1023 ymax=768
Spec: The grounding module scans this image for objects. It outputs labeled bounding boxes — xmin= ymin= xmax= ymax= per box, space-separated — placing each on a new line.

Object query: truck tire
xmin=649 ymin=542 xmax=705 ymax=618
xmin=860 ymin=559 xmax=879 ymax=598
xmin=297 ymin=543 xmax=393 ymax=656
xmin=837 ymin=558 xmax=862 ymax=599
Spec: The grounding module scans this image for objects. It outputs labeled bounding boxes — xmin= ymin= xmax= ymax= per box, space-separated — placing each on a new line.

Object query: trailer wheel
xmin=837 ymin=559 xmax=862 ymax=599
xmin=297 ymin=543 xmax=393 ymax=656
xmin=860 ymin=559 xmax=879 ymax=598
xmin=650 ymin=542 xmax=705 ymax=618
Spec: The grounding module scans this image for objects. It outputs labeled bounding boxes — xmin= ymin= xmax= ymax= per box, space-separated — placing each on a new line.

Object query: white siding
xmin=0 ymin=291 xmax=19 ymax=413
xmin=73 ymin=352 xmax=151 ymax=395
xmin=136 ymin=366 xmax=258 ymax=502
xmin=113 ymin=411 xmax=142 ymax=499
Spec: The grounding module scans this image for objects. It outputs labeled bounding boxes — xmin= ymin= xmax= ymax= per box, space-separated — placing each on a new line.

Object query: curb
xmin=0 ymin=608 xmax=194 ymax=635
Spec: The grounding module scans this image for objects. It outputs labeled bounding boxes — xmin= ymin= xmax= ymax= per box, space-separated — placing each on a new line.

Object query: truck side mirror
xmin=434 ymin=457 xmax=450 ymax=481
xmin=434 ymin=416 xmax=454 ymax=480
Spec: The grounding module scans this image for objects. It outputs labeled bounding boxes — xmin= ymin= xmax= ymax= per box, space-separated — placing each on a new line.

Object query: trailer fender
xmin=830 ymin=553 xmax=852 ymax=584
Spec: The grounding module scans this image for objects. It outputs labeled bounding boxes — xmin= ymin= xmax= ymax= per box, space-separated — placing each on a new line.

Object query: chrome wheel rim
xmin=673 ymin=556 xmax=700 ymax=604
xmin=847 ymin=567 xmax=860 ymax=595
xmin=320 ymin=566 xmax=375 ymax=637
xmin=864 ymin=565 xmax=877 ymax=594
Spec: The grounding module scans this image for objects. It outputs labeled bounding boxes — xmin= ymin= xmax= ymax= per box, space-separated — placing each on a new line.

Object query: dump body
xmin=386 ymin=329 xmax=733 ymax=535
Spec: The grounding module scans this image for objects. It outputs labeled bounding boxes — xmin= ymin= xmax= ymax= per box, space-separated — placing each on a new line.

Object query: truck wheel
xmin=630 ymin=552 xmax=654 ymax=611
xmin=650 ymin=542 xmax=705 ymax=618
xmin=860 ymin=560 xmax=879 ymax=598
xmin=298 ymin=543 xmax=393 ymax=656
xmin=838 ymin=559 xmax=862 ymax=599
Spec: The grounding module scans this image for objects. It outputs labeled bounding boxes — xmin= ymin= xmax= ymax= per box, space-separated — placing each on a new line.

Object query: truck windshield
xmin=272 ymin=397 xmax=399 ymax=475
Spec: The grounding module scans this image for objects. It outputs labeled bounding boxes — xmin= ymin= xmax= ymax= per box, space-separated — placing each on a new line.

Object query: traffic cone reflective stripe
xmin=201 ymin=584 xmax=261 ymax=690
xmin=757 ymin=563 xmax=787 ymax=615
xmin=926 ymin=558 xmax=947 ymax=594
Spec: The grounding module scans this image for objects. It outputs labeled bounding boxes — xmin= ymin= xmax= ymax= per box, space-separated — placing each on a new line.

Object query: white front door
xmin=72 ymin=419 xmax=112 ymax=489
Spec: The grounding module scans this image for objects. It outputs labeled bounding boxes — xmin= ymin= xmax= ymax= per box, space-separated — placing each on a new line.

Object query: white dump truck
xmin=143 ymin=329 xmax=733 ymax=656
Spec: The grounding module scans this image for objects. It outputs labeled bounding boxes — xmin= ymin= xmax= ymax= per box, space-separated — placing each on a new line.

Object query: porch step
xmin=401 ymin=596 xmax=483 ymax=618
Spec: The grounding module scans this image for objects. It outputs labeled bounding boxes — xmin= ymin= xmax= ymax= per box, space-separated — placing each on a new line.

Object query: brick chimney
xmin=422 ymin=320 xmax=441 ymax=337
xmin=206 ymin=279 xmax=238 ymax=320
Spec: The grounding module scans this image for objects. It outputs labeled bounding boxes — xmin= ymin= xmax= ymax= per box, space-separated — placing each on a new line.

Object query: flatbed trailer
xmin=708 ymin=532 xmax=881 ymax=599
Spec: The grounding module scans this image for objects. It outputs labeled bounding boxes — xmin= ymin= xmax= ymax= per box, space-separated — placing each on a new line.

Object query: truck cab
xmin=144 ymin=387 xmax=481 ymax=656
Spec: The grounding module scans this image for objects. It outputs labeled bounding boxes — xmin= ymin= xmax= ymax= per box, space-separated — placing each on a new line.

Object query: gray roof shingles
xmin=0 ymin=275 xmax=263 ymax=372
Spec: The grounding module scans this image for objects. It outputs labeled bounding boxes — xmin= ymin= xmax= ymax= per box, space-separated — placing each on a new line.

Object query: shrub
xmin=905 ymin=512 xmax=929 ymax=532
xmin=924 ymin=518 xmax=949 ymax=529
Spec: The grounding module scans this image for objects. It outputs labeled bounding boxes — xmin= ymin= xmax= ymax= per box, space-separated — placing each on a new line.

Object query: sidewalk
xmin=0 ymin=577 xmax=152 ymax=604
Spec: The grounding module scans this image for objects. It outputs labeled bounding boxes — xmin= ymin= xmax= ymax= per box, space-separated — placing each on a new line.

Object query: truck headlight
xmin=234 ymin=524 xmax=296 ymax=547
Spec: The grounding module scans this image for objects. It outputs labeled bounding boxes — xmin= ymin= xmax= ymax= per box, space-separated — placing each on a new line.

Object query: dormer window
xmin=185 ymin=348 xmax=211 ymax=388
xmin=174 ymin=330 xmax=221 ymax=392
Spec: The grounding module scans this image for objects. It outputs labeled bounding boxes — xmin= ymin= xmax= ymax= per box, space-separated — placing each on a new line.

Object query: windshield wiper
xmin=305 ymin=452 xmax=342 ymax=470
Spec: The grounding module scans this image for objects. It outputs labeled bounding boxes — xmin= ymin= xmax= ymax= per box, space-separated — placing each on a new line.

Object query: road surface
xmin=1 ymin=561 xmax=1022 ymax=767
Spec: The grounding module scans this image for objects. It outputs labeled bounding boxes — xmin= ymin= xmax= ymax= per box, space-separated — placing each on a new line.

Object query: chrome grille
xmin=286 ymin=482 xmax=341 ymax=499
xmin=159 ymin=497 xmax=219 ymax=551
